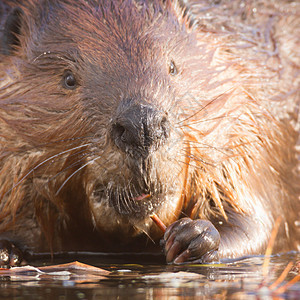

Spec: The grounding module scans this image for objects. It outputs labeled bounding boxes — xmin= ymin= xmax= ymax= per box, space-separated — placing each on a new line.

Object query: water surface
xmin=0 ymin=252 xmax=299 ymax=299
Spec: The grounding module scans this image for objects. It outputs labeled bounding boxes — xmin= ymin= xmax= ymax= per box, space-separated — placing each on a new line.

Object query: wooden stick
xmin=262 ymin=216 xmax=282 ymax=277
xmin=150 ymin=213 xmax=166 ymax=233
xmin=268 ymin=262 xmax=294 ymax=290
xmin=273 ymin=275 xmax=300 ymax=295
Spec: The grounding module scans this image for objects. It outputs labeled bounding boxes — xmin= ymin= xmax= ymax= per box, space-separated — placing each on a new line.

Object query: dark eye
xmin=169 ymin=60 xmax=178 ymax=76
xmin=63 ymin=70 xmax=77 ymax=89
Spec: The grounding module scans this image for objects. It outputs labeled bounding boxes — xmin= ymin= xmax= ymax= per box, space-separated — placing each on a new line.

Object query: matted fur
xmin=0 ymin=0 xmax=299 ymax=258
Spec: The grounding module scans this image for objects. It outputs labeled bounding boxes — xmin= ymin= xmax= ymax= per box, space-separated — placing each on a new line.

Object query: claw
xmin=162 ymin=218 xmax=220 ymax=264
xmin=0 ymin=240 xmax=23 ymax=267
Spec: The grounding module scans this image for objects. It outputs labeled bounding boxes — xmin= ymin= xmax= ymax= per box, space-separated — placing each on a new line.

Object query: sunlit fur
xmin=0 ymin=0 xmax=299 ymax=257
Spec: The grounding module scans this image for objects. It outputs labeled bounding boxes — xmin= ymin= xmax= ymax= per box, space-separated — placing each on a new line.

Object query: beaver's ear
xmin=1 ymin=6 xmax=23 ymax=55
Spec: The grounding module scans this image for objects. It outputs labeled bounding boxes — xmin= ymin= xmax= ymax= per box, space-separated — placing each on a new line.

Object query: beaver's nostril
xmin=110 ymin=102 xmax=170 ymax=157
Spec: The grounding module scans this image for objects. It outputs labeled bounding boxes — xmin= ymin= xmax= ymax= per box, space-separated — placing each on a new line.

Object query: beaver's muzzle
xmin=110 ymin=100 xmax=170 ymax=158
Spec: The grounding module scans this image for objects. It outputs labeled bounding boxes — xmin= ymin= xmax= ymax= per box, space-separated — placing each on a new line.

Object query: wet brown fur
xmin=0 ymin=0 xmax=299 ymax=258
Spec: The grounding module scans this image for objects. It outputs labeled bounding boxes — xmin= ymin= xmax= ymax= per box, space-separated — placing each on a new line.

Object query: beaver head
xmin=1 ymin=0 xmax=213 ymax=237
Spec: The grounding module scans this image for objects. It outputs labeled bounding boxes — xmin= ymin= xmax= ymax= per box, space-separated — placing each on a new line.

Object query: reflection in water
xmin=0 ymin=252 xmax=299 ymax=299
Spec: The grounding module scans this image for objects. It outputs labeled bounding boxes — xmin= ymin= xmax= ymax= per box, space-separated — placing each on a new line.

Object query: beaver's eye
xmin=63 ymin=71 xmax=77 ymax=89
xmin=169 ymin=60 xmax=178 ymax=76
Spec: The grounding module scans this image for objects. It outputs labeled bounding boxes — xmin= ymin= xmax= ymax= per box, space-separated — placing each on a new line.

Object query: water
xmin=0 ymin=252 xmax=299 ymax=299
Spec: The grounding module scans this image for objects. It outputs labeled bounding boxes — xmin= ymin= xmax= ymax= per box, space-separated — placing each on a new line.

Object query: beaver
xmin=0 ymin=0 xmax=299 ymax=267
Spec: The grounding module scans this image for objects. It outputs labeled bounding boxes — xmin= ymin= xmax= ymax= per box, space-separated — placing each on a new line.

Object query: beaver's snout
xmin=110 ymin=101 xmax=170 ymax=158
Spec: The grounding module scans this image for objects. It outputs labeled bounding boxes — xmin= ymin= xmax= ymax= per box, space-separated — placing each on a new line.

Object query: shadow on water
xmin=0 ymin=252 xmax=299 ymax=299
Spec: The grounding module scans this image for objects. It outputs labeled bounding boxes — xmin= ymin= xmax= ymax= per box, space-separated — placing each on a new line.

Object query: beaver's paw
xmin=162 ymin=218 xmax=220 ymax=264
xmin=0 ymin=239 xmax=24 ymax=267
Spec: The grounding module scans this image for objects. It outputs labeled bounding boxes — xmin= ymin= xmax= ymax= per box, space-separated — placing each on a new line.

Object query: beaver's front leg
xmin=162 ymin=218 xmax=220 ymax=264
xmin=162 ymin=209 xmax=273 ymax=264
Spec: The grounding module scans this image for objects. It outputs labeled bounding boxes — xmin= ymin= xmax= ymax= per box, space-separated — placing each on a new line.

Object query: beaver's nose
xmin=111 ymin=102 xmax=170 ymax=157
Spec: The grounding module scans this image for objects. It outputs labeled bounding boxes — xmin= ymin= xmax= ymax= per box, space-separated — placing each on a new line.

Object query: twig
xmin=273 ymin=275 xmax=300 ymax=295
xmin=262 ymin=216 xmax=282 ymax=277
xmin=150 ymin=213 xmax=166 ymax=233
xmin=268 ymin=262 xmax=294 ymax=290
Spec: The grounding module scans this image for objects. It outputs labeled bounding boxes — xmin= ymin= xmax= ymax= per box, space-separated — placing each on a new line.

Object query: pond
xmin=0 ymin=252 xmax=299 ymax=299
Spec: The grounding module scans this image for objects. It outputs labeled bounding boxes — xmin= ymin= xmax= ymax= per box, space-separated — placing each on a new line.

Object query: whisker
xmin=176 ymin=114 xmax=234 ymax=128
xmin=35 ymin=136 xmax=94 ymax=148
xmin=178 ymin=110 xmax=266 ymax=128
xmin=176 ymin=91 xmax=233 ymax=125
xmin=138 ymin=226 xmax=155 ymax=244
xmin=55 ymin=156 xmax=96 ymax=196
xmin=3 ymin=143 xmax=91 ymax=198
xmin=117 ymin=186 xmax=122 ymax=213
xmin=48 ymin=152 xmax=92 ymax=183
xmin=183 ymin=140 xmax=229 ymax=154
xmin=13 ymin=136 xmax=93 ymax=156
xmin=126 ymin=186 xmax=135 ymax=212
xmin=179 ymin=149 xmax=216 ymax=167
